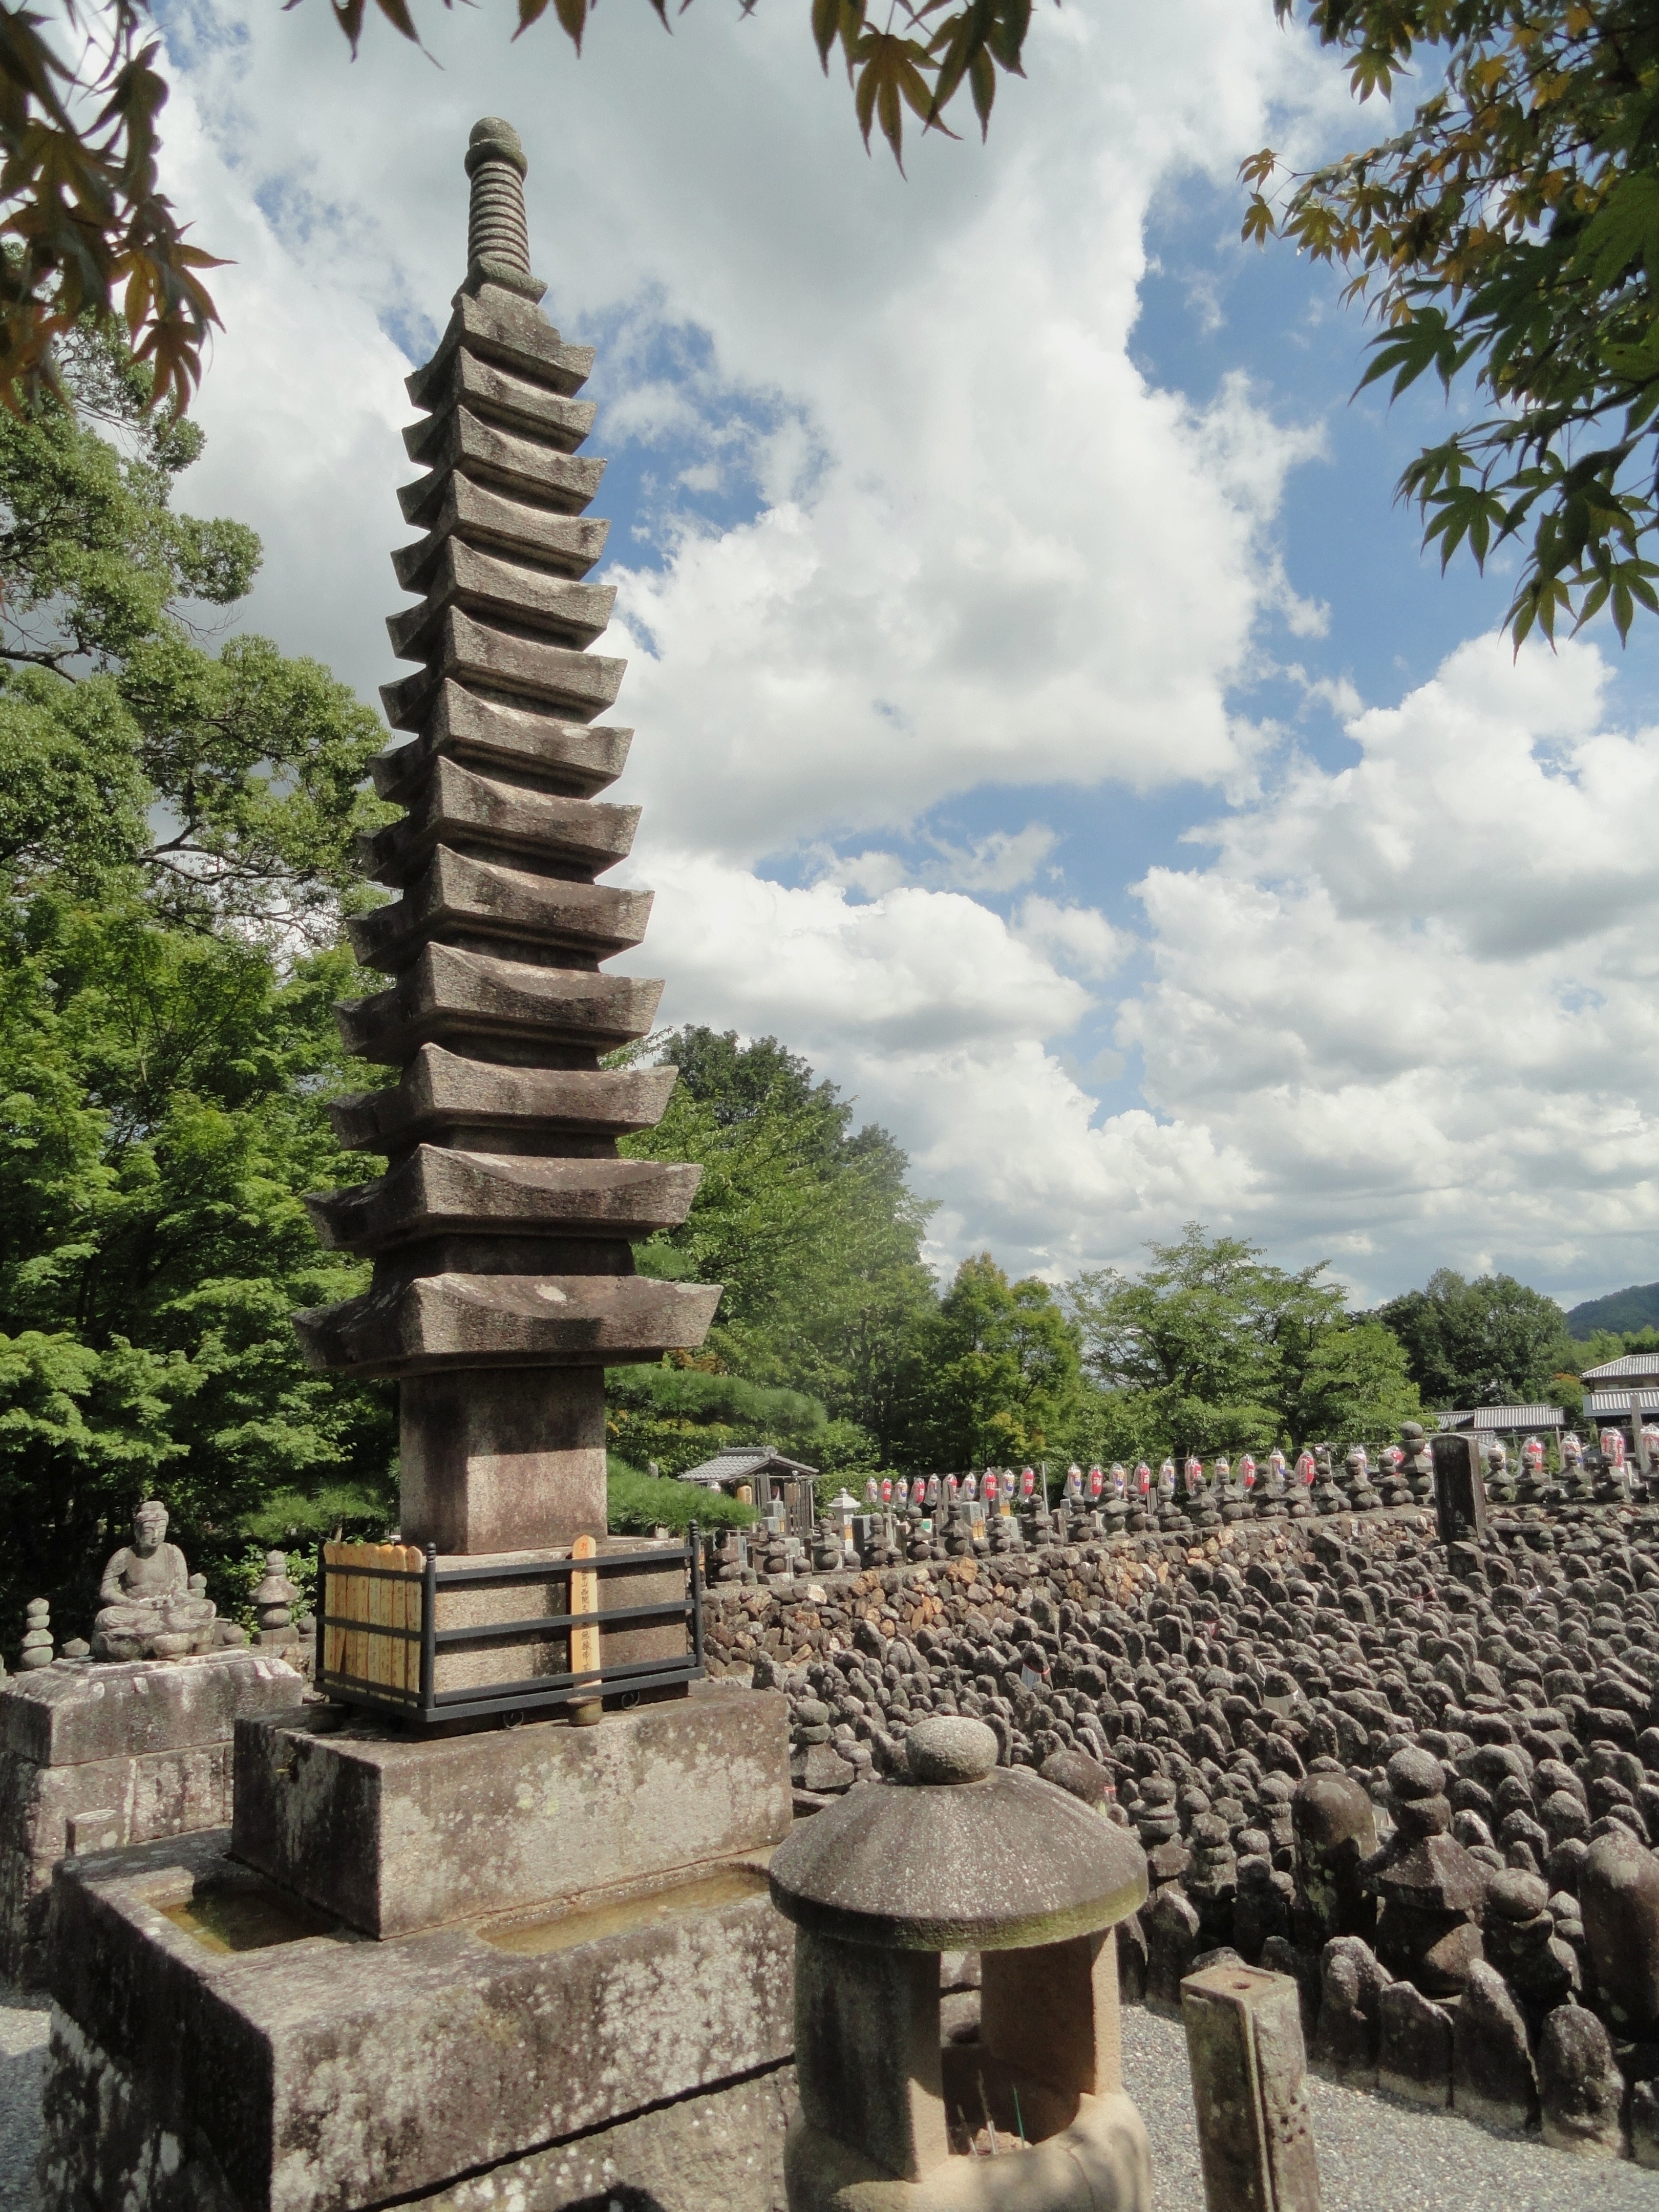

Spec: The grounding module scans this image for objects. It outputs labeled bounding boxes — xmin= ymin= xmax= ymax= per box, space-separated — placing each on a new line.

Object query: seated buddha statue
xmin=92 ymin=1500 xmax=218 ymax=1660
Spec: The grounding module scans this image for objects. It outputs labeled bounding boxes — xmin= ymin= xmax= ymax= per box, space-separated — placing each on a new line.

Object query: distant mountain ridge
xmin=1567 ymin=1281 xmax=1659 ymax=1337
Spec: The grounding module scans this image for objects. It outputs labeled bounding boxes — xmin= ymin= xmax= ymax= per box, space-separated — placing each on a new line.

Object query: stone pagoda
xmin=36 ymin=121 xmax=795 ymax=2212
xmin=295 ymin=114 xmax=718 ymax=1562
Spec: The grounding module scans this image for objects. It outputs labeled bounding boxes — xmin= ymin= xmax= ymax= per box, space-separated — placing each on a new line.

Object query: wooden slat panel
xmin=333 ymin=1541 xmax=351 ymax=1686
xmin=346 ymin=1542 xmax=368 ymax=1689
xmin=368 ymin=1542 xmax=391 ymax=1690
xmin=395 ymin=1542 xmax=422 ymax=1695
xmin=408 ymin=1543 xmax=427 ymax=1695
xmin=323 ymin=1542 xmax=344 ymax=1681
xmin=570 ymin=1534 xmax=600 ymax=1685
xmin=386 ymin=1542 xmax=405 ymax=1695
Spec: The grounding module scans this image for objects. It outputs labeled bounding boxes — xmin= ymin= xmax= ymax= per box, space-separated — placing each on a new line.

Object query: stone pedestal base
xmin=782 ymin=2093 xmax=1150 ymax=2212
xmin=0 ymin=1650 xmax=303 ymax=1986
xmin=232 ymin=1684 xmax=792 ymax=1936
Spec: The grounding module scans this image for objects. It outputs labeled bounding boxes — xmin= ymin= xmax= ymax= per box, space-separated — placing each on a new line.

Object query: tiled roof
xmin=678 ymin=1443 xmax=819 ymax=1486
xmin=1436 ymin=1406 xmax=1563 ymax=1428
xmin=1580 ymin=1353 xmax=1659 ymax=1381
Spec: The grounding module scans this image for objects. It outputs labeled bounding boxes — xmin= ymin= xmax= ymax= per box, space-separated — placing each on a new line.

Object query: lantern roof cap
xmin=768 ymin=1718 xmax=1146 ymax=1951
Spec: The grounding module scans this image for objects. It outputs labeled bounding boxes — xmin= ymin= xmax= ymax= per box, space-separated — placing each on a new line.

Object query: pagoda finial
xmin=462 ymin=117 xmax=543 ymax=301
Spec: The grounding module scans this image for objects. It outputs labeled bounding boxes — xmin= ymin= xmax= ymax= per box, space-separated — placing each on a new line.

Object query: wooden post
xmin=569 ymin=1534 xmax=601 ymax=1727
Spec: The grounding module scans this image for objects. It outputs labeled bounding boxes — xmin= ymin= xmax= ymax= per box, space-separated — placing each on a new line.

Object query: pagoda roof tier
xmin=387 ymin=542 xmax=614 ymax=661
xmin=335 ymin=944 xmax=663 ymax=1063
xmin=380 ymin=608 xmax=625 ymax=730
xmin=357 ymin=757 xmax=639 ymax=885
xmin=396 ymin=411 xmax=604 ymax=527
xmin=393 ymin=478 xmax=609 ymax=593
xmin=327 ymin=1046 xmax=678 ymax=1154
xmin=305 ymin=1148 xmax=700 ymax=1255
xmin=404 ymin=351 xmax=595 ymax=459
xmin=347 ymin=848 xmax=651 ymax=972
xmin=371 ymin=686 xmax=630 ymax=805
xmin=406 ymin=290 xmax=593 ymax=406
xmin=293 ymin=1269 xmax=724 ymax=1378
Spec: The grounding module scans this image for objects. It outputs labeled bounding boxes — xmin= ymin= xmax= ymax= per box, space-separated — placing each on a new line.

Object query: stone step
xmin=347 ymin=846 xmax=651 ymax=971
xmin=358 ymin=755 xmax=639 ymax=885
xmin=335 ymin=943 xmax=663 ymax=1062
xmin=327 ymin=1044 xmax=678 ymax=1153
xmin=393 ymin=475 xmax=609 ymax=593
xmin=404 ymin=346 xmax=597 ymax=458
xmin=380 ymin=606 xmax=625 ymax=730
xmin=388 ymin=539 xmax=614 ymax=660
xmin=372 ymin=683 xmax=631 ymax=803
xmin=304 ymin=1147 xmax=700 ymax=1253
xmin=407 ymin=287 xmax=594 ymax=406
xmin=397 ymin=409 xmax=604 ymax=527
xmin=293 ymin=1267 xmax=724 ymax=1375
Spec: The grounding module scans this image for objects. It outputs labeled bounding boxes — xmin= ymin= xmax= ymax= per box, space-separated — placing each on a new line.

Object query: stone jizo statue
xmin=92 ymin=1500 xmax=219 ymax=1661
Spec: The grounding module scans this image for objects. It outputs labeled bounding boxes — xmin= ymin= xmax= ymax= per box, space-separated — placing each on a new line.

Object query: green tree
xmin=618 ymin=1027 xmax=939 ymax=1460
xmin=1374 ymin=1267 xmax=1575 ymax=1407
xmin=908 ymin=1253 xmax=1087 ymax=1471
xmin=1247 ymin=1 xmax=1659 ymax=645
xmin=1069 ymin=1224 xmax=1343 ymax=1453
xmin=1067 ymin=1223 xmax=1420 ymax=1454
xmin=1567 ymin=1322 xmax=1659 ymax=1366
xmin=0 ymin=339 xmax=396 ymax=1645
xmin=1287 ymin=1315 xmax=1421 ymax=1442
xmin=0 ymin=326 xmax=386 ymax=938
xmin=605 ymin=1462 xmax=756 ymax=1536
xmin=605 ymin=1366 xmax=829 ymax=1478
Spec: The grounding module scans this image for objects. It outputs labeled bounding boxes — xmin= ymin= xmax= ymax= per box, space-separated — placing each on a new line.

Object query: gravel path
xmin=7 ymin=1972 xmax=1659 ymax=2211
xmin=1122 ymin=2003 xmax=1659 ymax=2211
xmin=1 ymin=1977 xmax=49 ymax=2212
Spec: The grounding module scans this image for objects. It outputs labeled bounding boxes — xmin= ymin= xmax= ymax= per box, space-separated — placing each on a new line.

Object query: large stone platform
xmin=0 ymin=1650 xmax=303 ymax=1987
xmin=40 ymin=1819 xmax=794 ymax=2212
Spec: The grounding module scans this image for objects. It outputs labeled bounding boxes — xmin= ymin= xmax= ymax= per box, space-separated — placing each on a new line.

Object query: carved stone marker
xmin=1431 ymin=1431 xmax=1488 ymax=1546
xmin=1182 ymin=1962 xmax=1321 ymax=2212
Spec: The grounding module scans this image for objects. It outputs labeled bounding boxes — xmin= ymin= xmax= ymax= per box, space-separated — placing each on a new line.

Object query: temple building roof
xmin=679 ymin=1444 xmax=818 ymax=1490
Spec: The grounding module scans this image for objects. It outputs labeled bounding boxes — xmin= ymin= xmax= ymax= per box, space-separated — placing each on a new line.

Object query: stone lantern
xmin=768 ymin=1717 xmax=1151 ymax=2212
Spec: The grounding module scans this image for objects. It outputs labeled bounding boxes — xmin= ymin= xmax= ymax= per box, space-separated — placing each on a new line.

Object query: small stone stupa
xmin=36 ymin=122 xmax=796 ymax=2212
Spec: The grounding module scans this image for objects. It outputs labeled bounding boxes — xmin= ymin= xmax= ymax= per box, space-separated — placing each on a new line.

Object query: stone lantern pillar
xmin=768 ymin=1716 xmax=1152 ymax=2212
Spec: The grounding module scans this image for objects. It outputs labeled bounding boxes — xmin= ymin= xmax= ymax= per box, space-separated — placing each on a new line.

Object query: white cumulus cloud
xmin=147 ymin=0 xmax=1637 ymax=1307
xmin=1116 ymin=635 xmax=1659 ymax=1301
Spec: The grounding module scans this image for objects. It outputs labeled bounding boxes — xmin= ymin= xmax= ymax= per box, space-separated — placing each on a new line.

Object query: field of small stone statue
xmin=17 ymin=1499 xmax=1659 ymax=2205
xmin=712 ymin=1496 xmax=1659 ymax=2178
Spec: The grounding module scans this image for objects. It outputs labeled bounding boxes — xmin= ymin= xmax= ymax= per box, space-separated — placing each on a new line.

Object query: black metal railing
xmin=315 ymin=1525 xmax=705 ymax=1727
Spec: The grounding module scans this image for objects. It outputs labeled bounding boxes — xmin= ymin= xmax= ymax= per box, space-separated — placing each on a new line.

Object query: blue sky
xmin=156 ymin=0 xmax=1659 ymax=1309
